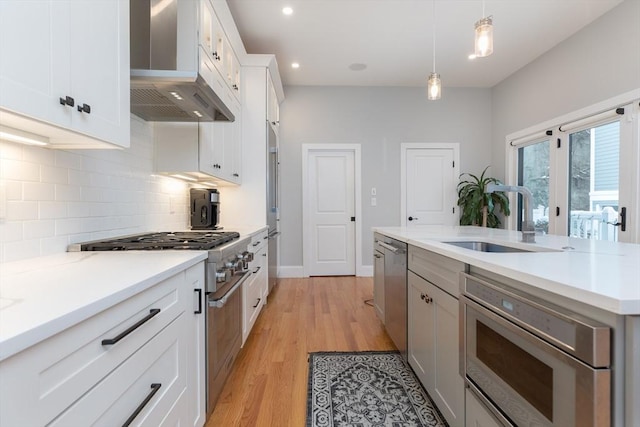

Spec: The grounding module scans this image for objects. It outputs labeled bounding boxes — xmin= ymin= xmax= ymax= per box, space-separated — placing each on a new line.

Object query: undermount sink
xmin=442 ymin=241 xmax=533 ymax=253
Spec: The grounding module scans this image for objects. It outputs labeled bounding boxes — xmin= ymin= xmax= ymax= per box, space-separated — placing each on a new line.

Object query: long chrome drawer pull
xmin=122 ymin=383 xmax=161 ymax=427
xmin=101 ymin=309 xmax=161 ymax=346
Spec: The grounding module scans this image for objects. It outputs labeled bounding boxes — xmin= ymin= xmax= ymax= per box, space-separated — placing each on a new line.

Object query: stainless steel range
xmin=70 ymin=231 xmax=253 ymax=416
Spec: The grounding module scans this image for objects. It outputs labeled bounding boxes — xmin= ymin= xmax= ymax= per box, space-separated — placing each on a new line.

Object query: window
xmin=507 ymin=98 xmax=638 ymax=243
xmin=518 ymin=140 xmax=550 ymax=234
xmin=568 ymin=121 xmax=620 ymax=240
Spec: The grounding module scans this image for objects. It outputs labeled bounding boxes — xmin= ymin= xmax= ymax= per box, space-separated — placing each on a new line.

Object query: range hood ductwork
xmin=130 ymin=0 xmax=234 ymax=123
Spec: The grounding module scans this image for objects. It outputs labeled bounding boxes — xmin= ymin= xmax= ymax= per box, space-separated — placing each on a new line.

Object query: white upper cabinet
xmin=0 ymin=0 xmax=130 ymax=149
xmin=267 ymin=70 xmax=279 ymax=133
xmin=154 ymin=113 xmax=242 ymax=186
xmin=199 ymin=0 xmax=241 ymax=104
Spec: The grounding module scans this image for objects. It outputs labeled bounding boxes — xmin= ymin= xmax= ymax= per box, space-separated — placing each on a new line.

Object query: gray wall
xmin=278 ymin=86 xmax=493 ymax=269
xmin=491 ymin=0 xmax=640 ymax=179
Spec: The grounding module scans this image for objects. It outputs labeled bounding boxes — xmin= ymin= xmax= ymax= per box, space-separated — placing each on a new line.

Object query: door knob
xmin=408 ymin=216 xmax=418 ymax=221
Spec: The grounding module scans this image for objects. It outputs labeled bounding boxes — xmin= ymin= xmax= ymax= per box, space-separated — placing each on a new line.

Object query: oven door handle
xmin=208 ymin=270 xmax=252 ymax=308
xmin=466 ymin=379 xmax=515 ymax=427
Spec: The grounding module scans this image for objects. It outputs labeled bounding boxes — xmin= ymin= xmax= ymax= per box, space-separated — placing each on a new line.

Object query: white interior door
xmin=402 ymin=145 xmax=459 ymax=227
xmin=306 ymin=150 xmax=356 ymax=276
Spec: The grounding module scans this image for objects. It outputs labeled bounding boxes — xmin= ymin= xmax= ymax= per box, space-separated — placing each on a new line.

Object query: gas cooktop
xmin=77 ymin=231 xmax=241 ymax=251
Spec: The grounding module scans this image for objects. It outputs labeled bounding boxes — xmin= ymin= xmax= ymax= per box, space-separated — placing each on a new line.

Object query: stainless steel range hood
xmin=130 ymin=0 xmax=234 ymax=122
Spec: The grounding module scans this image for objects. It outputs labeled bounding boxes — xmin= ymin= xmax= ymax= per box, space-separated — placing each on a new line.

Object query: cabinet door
xmin=199 ymin=122 xmax=223 ymax=177
xmin=408 ymin=271 xmax=464 ymax=427
xmin=0 ymin=1 xmax=70 ymax=127
xmin=186 ymin=265 xmax=206 ymax=427
xmin=373 ymin=251 xmax=385 ymax=322
xmin=430 ymin=281 xmax=464 ymax=426
xmin=68 ymin=0 xmax=129 ymax=146
xmin=408 ymin=271 xmax=433 ymax=388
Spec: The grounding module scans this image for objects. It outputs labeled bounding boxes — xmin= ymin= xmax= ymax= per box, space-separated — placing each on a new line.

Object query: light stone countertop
xmin=373 ymin=225 xmax=640 ymax=315
xmin=0 ymin=251 xmax=207 ymax=362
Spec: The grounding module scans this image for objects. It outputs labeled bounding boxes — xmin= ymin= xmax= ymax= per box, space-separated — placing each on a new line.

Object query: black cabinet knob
xmin=59 ymin=96 xmax=75 ymax=107
xmin=77 ymin=103 xmax=91 ymax=114
xmin=408 ymin=216 xmax=418 ymax=221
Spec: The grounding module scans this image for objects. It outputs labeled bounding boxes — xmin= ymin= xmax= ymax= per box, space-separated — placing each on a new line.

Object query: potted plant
xmin=457 ymin=166 xmax=510 ymax=228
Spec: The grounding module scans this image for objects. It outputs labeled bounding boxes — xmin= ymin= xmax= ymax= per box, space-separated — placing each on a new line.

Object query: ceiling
xmin=227 ymin=0 xmax=623 ymax=88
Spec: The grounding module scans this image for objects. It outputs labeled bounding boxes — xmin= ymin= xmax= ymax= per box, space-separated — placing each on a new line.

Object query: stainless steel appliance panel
xmin=381 ymin=237 xmax=407 ymax=361
xmin=206 ymin=269 xmax=251 ymax=414
xmin=461 ymin=273 xmax=611 ymax=427
xmin=267 ymin=123 xmax=279 ymax=292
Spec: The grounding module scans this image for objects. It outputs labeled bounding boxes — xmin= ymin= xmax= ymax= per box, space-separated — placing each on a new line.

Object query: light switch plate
xmin=371 ymin=187 xmax=376 ymax=196
xmin=371 ymin=197 xmax=377 ymax=206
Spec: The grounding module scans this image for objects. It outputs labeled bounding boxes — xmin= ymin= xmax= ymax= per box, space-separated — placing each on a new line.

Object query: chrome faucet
xmin=486 ymin=184 xmax=536 ymax=243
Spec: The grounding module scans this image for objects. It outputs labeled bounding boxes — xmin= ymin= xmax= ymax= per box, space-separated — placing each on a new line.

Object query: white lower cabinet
xmin=373 ymin=248 xmax=385 ymax=322
xmin=408 ymin=245 xmax=465 ymax=427
xmin=50 ymin=313 xmax=188 ymax=426
xmin=0 ymin=262 xmax=205 ymax=427
xmin=465 ymin=389 xmax=503 ymax=427
xmin=242 ymin=230 xmax=268 ymax=345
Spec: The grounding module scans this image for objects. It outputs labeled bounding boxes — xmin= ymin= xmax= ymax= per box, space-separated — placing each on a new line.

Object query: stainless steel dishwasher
xmin=378 ymin=235 xmax=408 ymax=361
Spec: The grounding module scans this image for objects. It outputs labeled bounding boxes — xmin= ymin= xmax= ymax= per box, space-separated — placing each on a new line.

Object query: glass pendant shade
xmin=474 ymin=16 xmax=493 ymax=57
xmin=427 ymin=72 xmax=441 ymax=100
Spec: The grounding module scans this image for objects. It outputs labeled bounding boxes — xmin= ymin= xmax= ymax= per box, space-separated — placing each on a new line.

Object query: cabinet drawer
xmin=248 ymin=230 xmax=268 ymax=253
xmin=49 ymin=314 xmax=188 ymax=426
xmin=242 ymin=268 xmax=264 ymax=344
xmin=0 ymin=272 xmax=187 ymax=426
xmin=408 ymin=245 xmax=464 ymax=297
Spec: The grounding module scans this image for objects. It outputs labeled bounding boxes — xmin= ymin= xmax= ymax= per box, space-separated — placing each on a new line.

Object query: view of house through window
xmin=568 ymin=121 xmax=620 ymax=241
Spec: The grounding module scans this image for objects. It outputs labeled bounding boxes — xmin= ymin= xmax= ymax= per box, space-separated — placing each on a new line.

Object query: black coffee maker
xmin=190 ymin=188 xmax=220 ymax=229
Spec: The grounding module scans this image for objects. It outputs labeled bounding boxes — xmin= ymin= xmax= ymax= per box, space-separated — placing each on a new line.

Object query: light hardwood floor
xmin=206 ymin=276 xmax=396 ymax=426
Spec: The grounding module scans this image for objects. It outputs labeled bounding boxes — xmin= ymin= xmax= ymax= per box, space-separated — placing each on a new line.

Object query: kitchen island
xmin=374 ymin=225 xmax=639 ymax=427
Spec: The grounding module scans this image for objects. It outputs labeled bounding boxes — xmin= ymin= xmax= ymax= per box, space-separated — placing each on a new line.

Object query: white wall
xmin=0 ymin=116 xmax=190 ymax=263
xmin=278 ymin=86 xmax=493 ymax=271
xmin=491 ymin=0 xmax=640 ymax=180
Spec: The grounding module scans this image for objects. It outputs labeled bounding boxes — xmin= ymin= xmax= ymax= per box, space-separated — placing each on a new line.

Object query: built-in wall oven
xmin=460 ymin=272 xmax=611 ymax=427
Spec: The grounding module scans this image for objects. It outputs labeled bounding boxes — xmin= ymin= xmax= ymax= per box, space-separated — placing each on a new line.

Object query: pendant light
xmin=474 ymin=0 xmax=493 ymax=57
xmin=427 ymin=0 xmax=441 ymax=100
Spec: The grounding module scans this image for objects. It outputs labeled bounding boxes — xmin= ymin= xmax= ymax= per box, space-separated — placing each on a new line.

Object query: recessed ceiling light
xmin=291 ymin=62 xmax=300 ymax=69
xmin=348 ymin=63 xmax=367 ymax=71
xmin=468 ymin=54 xmax=477 ymax=60
xmin=282 ymin=6 xmax=293 ymax=15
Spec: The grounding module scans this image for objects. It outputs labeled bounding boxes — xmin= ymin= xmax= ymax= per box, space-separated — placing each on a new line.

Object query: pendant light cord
xmin=432 ymin=0 xmax=436 ymax=73
xmin=482 ymin=0 xmax=486 ymax=17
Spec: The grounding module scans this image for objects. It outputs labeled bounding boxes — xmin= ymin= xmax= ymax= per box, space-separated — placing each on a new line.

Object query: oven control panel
xmin=465 ymin=278 xmax=577 ymax=349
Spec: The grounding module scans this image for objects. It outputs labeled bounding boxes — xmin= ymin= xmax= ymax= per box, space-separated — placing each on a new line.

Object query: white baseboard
xmin=358 ymin=265 xmax=373 ymax=277
xmin=278 ymin=265 xmax=305 ymax=278
xmin=278 ymin=265 xmax=374 ymax=278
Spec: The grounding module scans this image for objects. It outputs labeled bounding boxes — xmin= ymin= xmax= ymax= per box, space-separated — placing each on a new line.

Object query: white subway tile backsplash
xmin=7 ymin=201 xmax=38 ymax=221
xmin=0 ymin=118 xmax=190 ymax=263
xmin=55 ymin=151 xmax=83 ymax=170
xmin=55 ymin=218 xmax=83 ymax=235
xmin=1 ymin=159 xmax=40 ymax=181
xmin=40 ymin=235 xmax=70 ymax=257
xmin=0 ymin=222 xmax=23 ymax=242
xmin=5 ymin=181 xmax=22 ymax=200
xmin=40 ymin=165 xmax=68 ymax=184
xmin=55 ymin=184 xmax=81 ymax=202
xmin=23 ymin=220 xmax=55 ymax=239
xmin=22 ymin=145 xmax=55 ymax=165
xmin=23 ymin=182 xmax=55 ymax=201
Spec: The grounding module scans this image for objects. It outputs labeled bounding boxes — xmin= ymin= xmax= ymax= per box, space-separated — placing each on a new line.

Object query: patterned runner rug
xmin=306 ymin=351 xmax=447 ymax=427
